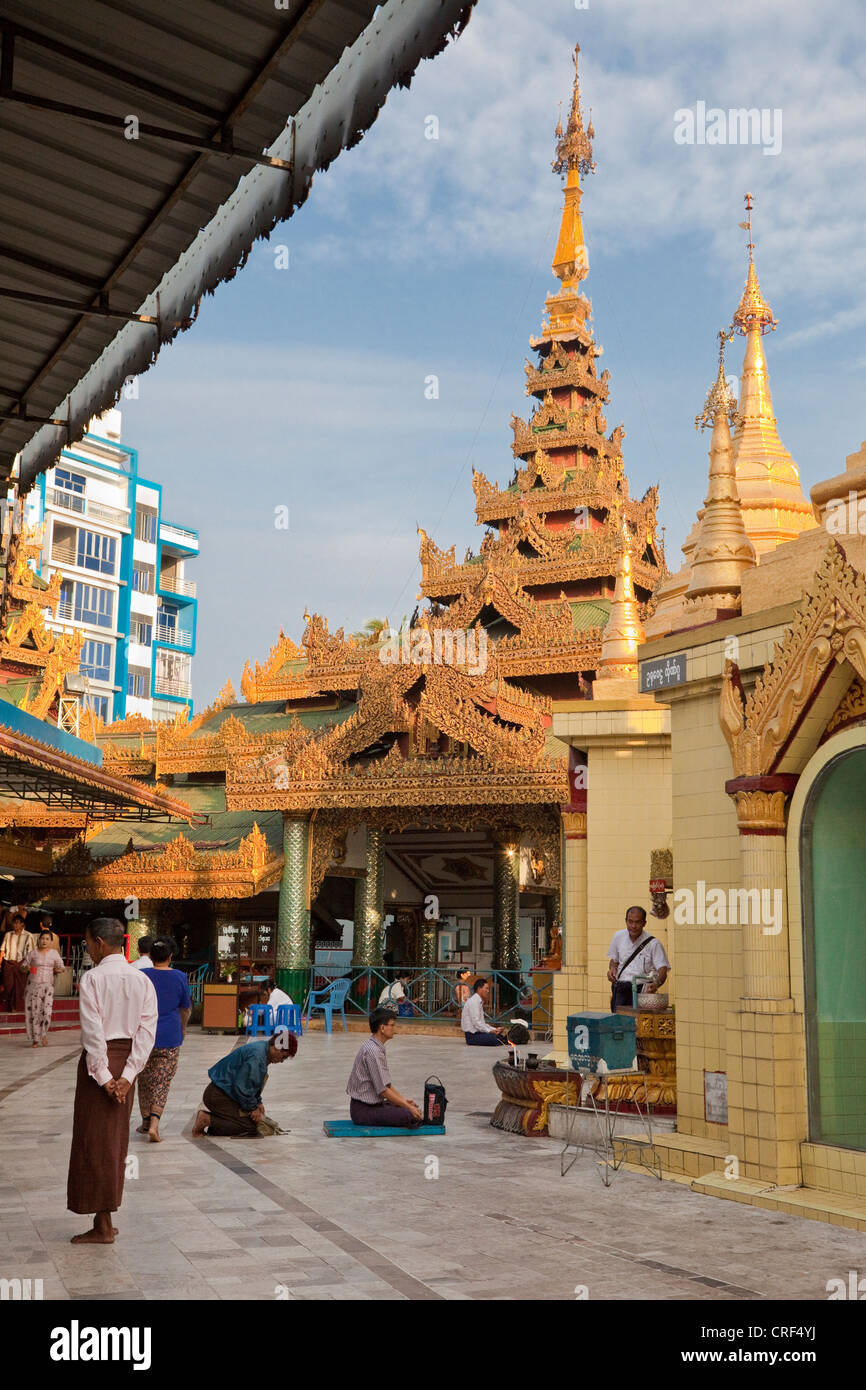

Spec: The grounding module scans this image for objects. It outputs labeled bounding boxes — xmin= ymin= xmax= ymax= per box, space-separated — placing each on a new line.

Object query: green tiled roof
xmin=0 ymin=678 xmax=35 ymax=706
xmin=189 ymin=701 xmax=355 ymax=740
xmin=85 ymin=779 xmax=283 ymax=860
xmin=570 ymin=600 xmax=610 ymax=630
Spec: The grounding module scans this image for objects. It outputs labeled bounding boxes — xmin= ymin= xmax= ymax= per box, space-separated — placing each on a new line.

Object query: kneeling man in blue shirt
xmin=193 ymin=1032 xmax=298 ymax=1137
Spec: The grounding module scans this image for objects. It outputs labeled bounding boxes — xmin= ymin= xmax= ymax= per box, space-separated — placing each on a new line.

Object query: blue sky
xmin=116 ymin=0 xmax=866 ymax=706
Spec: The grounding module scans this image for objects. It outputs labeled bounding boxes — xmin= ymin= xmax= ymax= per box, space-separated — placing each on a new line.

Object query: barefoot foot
xmin=71 ymin=1228 xmax=115 ymax=1245
xmin=191 ymin=1109 xmax=210 ymax=1137
xmin=135 ymin=1122 xmax=149 ymax=1134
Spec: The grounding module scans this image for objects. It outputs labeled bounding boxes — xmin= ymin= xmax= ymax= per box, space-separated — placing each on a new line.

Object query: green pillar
xmin=354 ymin=826 xmax=385 ymax=967
xmin=419 ymin=906 xmax=437 ymax=1013
xmin=126 ymin=900 xmax=159 ymax=961
xmin=276 ymin=814 xmax=311 ymax=1004
xmin=493 ymin=836 xmax=520 ymax=972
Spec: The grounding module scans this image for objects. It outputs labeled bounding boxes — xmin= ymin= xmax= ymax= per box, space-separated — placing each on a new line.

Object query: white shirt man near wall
xmin=460 ymin=978 xmax=510 ymax=1047
xmin=607 ymin=906 xmax=670 ymax=1012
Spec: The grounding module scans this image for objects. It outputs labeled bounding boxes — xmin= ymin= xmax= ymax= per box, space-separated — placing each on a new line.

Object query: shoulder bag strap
xmin=615 ymin=935 xmax=655 ymax=981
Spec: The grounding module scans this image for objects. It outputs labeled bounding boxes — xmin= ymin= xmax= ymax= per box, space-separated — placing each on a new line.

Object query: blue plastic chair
xmin=187 ymin=962 xmax=210 ymax=1007
xmin=304 ymin=976 xmax=351 ymax=1034
xmin=245 ymin=1003 xmax=274 ymax=1037
xmin=275 ymin=1003 xmax=303 ymax=1036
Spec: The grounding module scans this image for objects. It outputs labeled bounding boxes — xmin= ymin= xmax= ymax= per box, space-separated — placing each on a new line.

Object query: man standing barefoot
xmin=67 ymin=918 xmax=157 ymax=1244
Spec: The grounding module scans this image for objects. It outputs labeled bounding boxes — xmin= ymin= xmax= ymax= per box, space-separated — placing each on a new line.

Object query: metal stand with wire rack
xmin=559 ymin=1062 xmax=663 ymax=1186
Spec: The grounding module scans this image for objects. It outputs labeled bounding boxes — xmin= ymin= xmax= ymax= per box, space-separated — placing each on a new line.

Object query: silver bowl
xmin=636 ymin=991 xmax=668 ymax=1012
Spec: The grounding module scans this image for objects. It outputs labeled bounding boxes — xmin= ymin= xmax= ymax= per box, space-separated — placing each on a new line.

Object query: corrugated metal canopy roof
xmin=0 ymin=0 xmax=475 ymax=485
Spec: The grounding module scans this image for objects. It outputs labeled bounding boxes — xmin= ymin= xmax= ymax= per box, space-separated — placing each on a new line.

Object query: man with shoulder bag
xmin=606 ymin=905 xmax=670 ymax=1012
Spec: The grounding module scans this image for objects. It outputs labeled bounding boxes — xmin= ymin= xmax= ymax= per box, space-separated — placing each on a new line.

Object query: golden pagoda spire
xmin=730 ymin=193 xmax=814 ymax=554
xmin=686 ymin=331 xmax=756 ymax=604
xmin=537 ymin=45 xmax=596 ymax=342
xmin=551 ymin=43 xmax=595 ymax=291
xmin=596 ymin=514 xmax=644 ymax=685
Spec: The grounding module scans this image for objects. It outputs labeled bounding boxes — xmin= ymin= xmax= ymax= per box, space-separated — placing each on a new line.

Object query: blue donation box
xmin=567 ymin=1012 xmax=637 ymax=1073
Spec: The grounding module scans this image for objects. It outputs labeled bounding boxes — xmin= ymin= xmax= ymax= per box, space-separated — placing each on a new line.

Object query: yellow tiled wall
xmin=669 ymin=686 xmax=742 ymax=1140
xmin=585 ymin=741 xmax=672 ymax=1012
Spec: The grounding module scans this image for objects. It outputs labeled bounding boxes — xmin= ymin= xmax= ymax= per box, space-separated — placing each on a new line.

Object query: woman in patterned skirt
xmin=136 ymin=935 xmax=191 ymax=1142
xmin=22 ymin=929 xmax=65 ymax=1046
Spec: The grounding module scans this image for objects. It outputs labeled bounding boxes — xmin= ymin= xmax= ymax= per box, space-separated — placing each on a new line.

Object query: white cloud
xmin=293 ymin=0 xmax=866 ymax=332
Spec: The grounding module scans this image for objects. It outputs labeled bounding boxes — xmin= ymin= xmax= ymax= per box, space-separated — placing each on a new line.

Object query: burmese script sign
xmin=639 ymin=652 xmax=687 ymax=693
xmin=704 ymin=1070 xmax=729 ymax=1125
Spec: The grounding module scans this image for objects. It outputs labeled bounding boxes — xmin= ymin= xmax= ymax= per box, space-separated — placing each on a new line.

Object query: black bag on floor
xmin=424 ymin=1075 xmax=447 ymax=1125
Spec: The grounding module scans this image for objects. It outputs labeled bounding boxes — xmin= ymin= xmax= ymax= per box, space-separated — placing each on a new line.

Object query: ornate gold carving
xmin=732 ymin=789 xmax=788 ymax=832
xmin=825 ymin=675 xmax=866 ymax=737
xmin=35 ymin=823 xmax=280 ymax=900
xmin=561 ymin=811 xmax=587 ymax=836
xmin=241 ymin=630 xmax=305 ymax=703
xmin=720 ymin=542 xmax=866 ymax=777
xmin=649 ymin=848 xmax=673 ymax=881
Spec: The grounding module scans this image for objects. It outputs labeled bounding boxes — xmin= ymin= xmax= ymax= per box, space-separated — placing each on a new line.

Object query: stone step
xmin=0 ymin=998 xmax=80 ymax=1036
xmin=691 ymin=1171 xmax=866 ymax=1232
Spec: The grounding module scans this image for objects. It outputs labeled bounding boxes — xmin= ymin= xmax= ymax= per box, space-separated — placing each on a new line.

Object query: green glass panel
xmin=804 ymin=748 xmax=866 ymax=1150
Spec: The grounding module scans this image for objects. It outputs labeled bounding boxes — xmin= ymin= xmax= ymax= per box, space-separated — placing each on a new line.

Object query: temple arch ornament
xmin=719 ymin=542 xmax=866 ymax=780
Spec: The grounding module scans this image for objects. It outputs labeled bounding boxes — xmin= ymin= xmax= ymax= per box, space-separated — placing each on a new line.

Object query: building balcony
xmin=154 ymin=675 xmax=192 ymax=699
xmin=159 ymin=573 xmax=196 ymax=598
xmin=155 ymin=621 xmax=193 ymax=649
xmin=51 ymin=541 xmax=77 ymax=566
xmin=160 ymin=520 xmax=199 ymax=552
xmin=47 ymin=488 xmax=128 ymax=528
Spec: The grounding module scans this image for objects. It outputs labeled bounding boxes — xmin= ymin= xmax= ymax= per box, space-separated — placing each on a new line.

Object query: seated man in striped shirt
xmin=346 ymin=1008 xmax=422 ymax=1127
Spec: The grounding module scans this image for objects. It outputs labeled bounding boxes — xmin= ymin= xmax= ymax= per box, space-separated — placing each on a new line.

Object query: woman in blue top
xmin=135 ymin=936 xmax=191 ymax=1143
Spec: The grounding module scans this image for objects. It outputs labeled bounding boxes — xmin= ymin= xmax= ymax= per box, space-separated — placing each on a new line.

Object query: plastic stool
xmin=275 ymin=1003 xmax=302 ymax=1036
xmin=245 ymin=1004 xmax=274 ymax=1037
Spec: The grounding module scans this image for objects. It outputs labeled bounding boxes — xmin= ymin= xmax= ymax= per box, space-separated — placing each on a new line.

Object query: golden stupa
xmin=730 ymin=194 xmax=815 ymax=555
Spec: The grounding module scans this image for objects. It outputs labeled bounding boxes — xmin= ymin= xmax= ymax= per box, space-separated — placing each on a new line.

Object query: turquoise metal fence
xmin=301 ymin=965 xmax=550 ymax=1032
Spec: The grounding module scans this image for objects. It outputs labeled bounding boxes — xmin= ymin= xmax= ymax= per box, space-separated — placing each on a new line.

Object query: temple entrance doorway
xmin=802 ymin=744 xmax=866 ymax=1151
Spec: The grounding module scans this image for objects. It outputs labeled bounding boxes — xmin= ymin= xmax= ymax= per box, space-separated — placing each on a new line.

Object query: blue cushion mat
xmin=323 ymin=1120 xmax=446 ymax=1137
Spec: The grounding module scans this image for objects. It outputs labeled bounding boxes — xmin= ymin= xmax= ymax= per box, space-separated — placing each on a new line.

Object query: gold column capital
xmin=561 ymin=811 xmax=587 ymax=838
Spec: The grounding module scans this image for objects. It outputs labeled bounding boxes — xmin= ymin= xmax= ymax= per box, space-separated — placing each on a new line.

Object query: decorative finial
xmin=732 ymin=193 xmax=776 ymax=336
xmin=552 ymin=43 xmax=595 ymax=179
xmin=738 ymin=191 xmax=755 ymax=264
xmin=696 ymin=330 xmax=739 ymax=432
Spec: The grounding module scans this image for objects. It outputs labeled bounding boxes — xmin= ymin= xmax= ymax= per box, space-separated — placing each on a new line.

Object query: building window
xmin=135 ymin=509 xmax=158 ymax=544
xmin=61 ymin=580 xmax=114 ymax=630
xmin=80 ymin=640 xmax=111 ymax=683
xmin=55 ymin=467 xmax=85 ymax=496
xmin=83 ymin=694 xmax=110 ymax=722
xmin=127 ymin=667 xmax=150 ymax=700
xmin=157 ymin=603 xmax=177 ymax=640
xmin=133 ymin=564 xmax=154 ymax=594
xmin=133 ymin=619 xmax=152 ymax=647
xmin=77 ymin=528 xmax=116 ymax=575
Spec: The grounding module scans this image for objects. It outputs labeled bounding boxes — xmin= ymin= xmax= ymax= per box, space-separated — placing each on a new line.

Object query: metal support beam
xmin=1 ymin=89 xmax=294 ymax=172
xmin=0 ymin=285 xmax=165 ymax=323
xmin=0 ymin=21 xmax=225 ymax=121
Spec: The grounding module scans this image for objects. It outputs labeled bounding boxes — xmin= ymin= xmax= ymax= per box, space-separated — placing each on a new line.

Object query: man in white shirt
xmin=260 ymin=979 xmax=293 ymax=1014
xmin=0 ymin=911 xmax=37 ymax=1012
xmin=460 ymin=978 xmax=510 ymax=1046
xmin=378 ymin=971 xmax=415 ymax=1016
xmin=133 ymin=935 xmax=153 ymax=969
xmin=607 ymin=906 xmax=670 ymax=1012
xmin=67 ymin=918 xmax=157 ymax=1245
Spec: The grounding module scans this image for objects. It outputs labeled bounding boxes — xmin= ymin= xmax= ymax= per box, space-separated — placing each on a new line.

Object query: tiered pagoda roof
xmin=416 ymin=45 xmax=665 ymax=696
xmin=0 ymin=521 xmax=82 ymax=722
